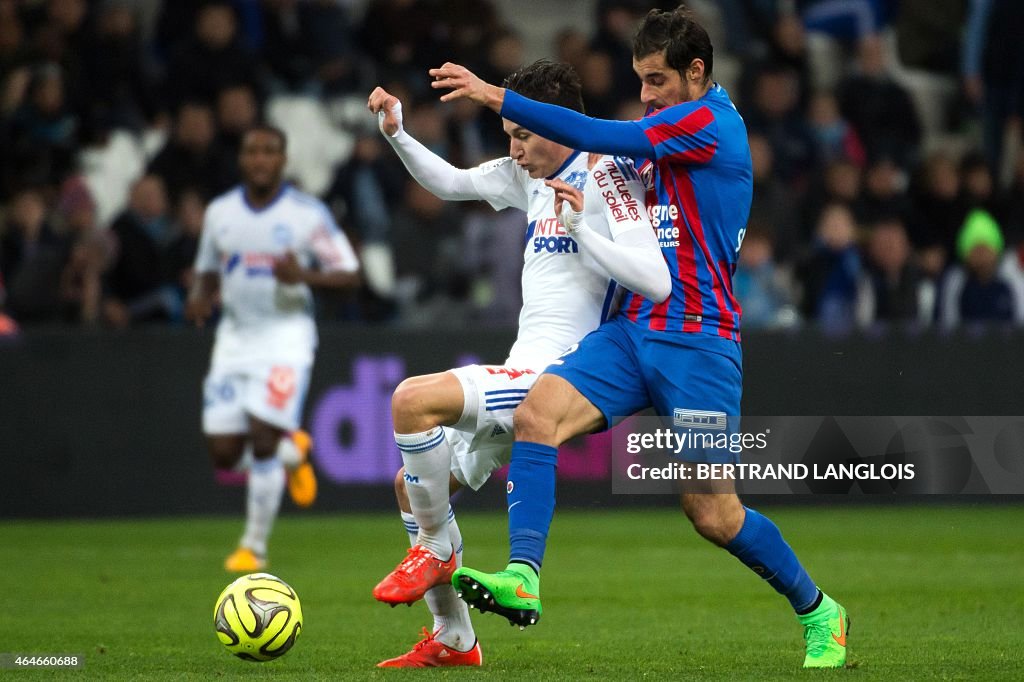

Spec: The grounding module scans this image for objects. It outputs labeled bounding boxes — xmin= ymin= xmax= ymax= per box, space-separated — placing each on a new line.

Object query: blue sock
xmin=725 ymin=507 xmax=819 ymax=613
xmin=507 ymin=441 xmax=558 ymax=573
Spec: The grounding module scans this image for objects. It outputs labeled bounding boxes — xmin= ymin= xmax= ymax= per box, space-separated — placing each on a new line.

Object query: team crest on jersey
xmin=563 ymin=169 xmax=588 ymax=191
xmin=272 ymin=223 xmax=293 ymax=247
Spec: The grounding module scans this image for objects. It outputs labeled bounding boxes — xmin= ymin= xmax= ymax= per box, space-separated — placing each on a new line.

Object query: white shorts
xmin=445 ymin=364 xmax=541 ymax=490
xmin=202 ymin=360 xmax=312 ymax=434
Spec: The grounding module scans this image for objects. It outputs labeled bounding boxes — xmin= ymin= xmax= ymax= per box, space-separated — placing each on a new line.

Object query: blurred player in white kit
xmin=186 ymin=124 xmax=360 ymax=572
xmin=366 ymin=60 xmax=670 ymax=667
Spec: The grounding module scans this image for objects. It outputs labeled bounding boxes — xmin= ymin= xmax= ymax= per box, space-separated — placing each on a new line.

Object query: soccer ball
xmin=214 ymin=573 xmax=303 ymax=661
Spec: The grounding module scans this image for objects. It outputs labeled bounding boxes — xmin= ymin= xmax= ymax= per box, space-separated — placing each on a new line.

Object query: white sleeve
xmin=572 ymin=158 xmax=670 ymax=302
xmin=385 ymin=129 xmax=525 ymax=210
xmin=193 ymin=202 xmax=221 ymax=274
xmin=309 ymin=206 xmax=359 ymax=273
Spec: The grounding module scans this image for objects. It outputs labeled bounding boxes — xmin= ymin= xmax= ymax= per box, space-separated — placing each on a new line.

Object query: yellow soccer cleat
xmin=287 ymin=430 xmax=317 ymax=508
xmin=224 ymin=547 xmax=266 ymax=572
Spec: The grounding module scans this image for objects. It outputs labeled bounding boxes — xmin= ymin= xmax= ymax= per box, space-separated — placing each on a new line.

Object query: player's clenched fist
xmin=428 ymin=62 xmax=505 ymax=111
xmin=367 ymin=87 xmax=403 ymax=137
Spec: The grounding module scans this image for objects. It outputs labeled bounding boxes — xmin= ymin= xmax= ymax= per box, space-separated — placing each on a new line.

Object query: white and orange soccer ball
xmin=214 ymin=573 xmax=303 ymax=662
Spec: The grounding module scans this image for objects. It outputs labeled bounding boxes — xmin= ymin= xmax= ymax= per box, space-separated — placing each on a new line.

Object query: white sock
xmin=395 ymin=429 xmax=453 ymax=559
xmin=276 ymin=434 xmax=301 ymax=469
xmin=233 ymin=444 xmax=254 ymax=472
xmin=240 ymin=457 xmax=285 ymax=557
xmin=402 ymin=507 xmax=475 ymax=652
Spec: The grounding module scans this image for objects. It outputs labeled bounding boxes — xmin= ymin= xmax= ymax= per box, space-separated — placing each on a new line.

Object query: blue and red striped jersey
xmin=501 ymin=85 xmax=753 ymax=340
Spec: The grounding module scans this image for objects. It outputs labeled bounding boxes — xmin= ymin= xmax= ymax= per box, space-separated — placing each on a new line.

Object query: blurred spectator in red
xmin=939 ymin=209 xmax=1018 ymax=328
xmin=0 ymin=187 xmax=68 ymax=322
xmin=164 ymin=2 xmax=260 ymax=110
xmin=856 ymin=217 xmax=932 ymax=327
xmin=962 ymin=0 xmax=1024 ymax=184
xmin=797 ymin=202 xmax=863 ymax=331
xmin=149 ymin=101 xmax=235 ymax=203
xmin=837 ymin=35 xmax=921 ymax=167
xmin=103 ymin=174 xmax=181 ymax=327
xmin=807 ymin=90 xmax=864 ymax=167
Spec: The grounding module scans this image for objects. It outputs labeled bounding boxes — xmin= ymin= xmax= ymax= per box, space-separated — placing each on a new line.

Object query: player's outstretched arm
xmin=185 ymin=272 xmax=218 ymax=328
xmin=549 ymin=174 xmax=670 ymax=303
xmin=430 ymin=63 xmax=654 ymax=159
xmin=366 ymin=86 xmax=483 ymax=202
xmin=272 ymin=251 xmax=360 ymax=289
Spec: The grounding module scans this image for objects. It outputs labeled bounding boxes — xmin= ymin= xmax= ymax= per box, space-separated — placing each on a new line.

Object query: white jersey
xmin=194 ymin=185 xmax=359 ymax=367
xmin=468 ymin=151 xmax=647 ymax=368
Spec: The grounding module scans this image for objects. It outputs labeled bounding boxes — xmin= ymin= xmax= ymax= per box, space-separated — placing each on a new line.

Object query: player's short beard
xmin=247 ymin=177 xmax=282 ymax=202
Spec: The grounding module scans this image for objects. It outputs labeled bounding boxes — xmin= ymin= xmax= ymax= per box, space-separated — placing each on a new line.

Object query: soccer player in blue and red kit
xmin=429 ymin=6 xmax=848 ymax=669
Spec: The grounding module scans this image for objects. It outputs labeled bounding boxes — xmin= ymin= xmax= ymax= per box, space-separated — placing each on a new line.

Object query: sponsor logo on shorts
xmin=507 ymin=480 xmax=514 ymax=494
xmin=673 ymin=408 xmax=727 ymax=430
xmin=266 ymin=366 xmax=297 ymax=409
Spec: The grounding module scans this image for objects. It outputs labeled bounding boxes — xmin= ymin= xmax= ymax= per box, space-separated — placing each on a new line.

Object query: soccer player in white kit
xmin=366 ymin=61 xmax=671 ymax=667
xmin=185 ymin=125 xmax=360 ymax=572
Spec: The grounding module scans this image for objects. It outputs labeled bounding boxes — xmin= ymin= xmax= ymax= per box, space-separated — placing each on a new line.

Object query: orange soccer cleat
xmin=286 ymin=430 xmax=317 ymax=508
xmin=377 ymin=628 xmax=482 ymax=668
xmin=372 ymin=545 xmax=457 ymax=605
xmin=223 ymin=546 xmax=266 ymax=572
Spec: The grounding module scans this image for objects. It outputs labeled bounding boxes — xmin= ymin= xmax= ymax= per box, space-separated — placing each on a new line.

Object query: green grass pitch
xmin=0 ymin=505 xmax=1021 ymax=680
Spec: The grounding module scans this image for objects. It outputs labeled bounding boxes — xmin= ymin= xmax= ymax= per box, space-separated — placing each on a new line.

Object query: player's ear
xmin=687 ymin=58 xmax=705 ymax=83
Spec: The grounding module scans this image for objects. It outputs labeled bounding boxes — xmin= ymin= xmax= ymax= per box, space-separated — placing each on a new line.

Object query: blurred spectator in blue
xmin=261 ymin=0 xmax=360 ymax=96
xmin=744 ymin=63 xmax=817 ymax=188
xmin=797 ymin=202 xmax=862 ymax=331
xmin=860 ymin=156 xmax=911 ymax=226
xmin=0 ymin=187 xmax=68 ymax=322
xmin=807 ymin=90 xmax=864 ymax=167
xmin=837 ymin=35 xmax=921 ymax=167
xmin=962 ymin=0 xmax=1024 ymax=184
xmin=81 ymin=1 xmax=161 ymax=135
xmin=734 ymin=227 xmax=796 ymax=330
xmin=163 ymin=2 xmax=260 ymax=110
xmin=799 ymin=0 xmax=888 ymax=40
xmin=103 ymin=174 xmax=181 ymax=327
xmin=909 ymin=151 xmax=967 ymax=276
xmin=856 ymin=217 xmax=932 ymax=327
xmin=148 ymin=101 xmax=235 ymax=203
xmin=748 ymin=132 xmax=799 ymax=262
xmin=939 ymin=208 xmax=1018 ymax=328
xmin=5 ymin=63 xmax=78 ymax=189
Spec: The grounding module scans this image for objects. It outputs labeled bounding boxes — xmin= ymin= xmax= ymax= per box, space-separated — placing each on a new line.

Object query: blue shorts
xmin=545 ymin=316 xmax=742 ymax=462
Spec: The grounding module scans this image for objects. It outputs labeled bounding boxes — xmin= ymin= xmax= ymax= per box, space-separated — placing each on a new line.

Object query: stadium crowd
xmin=1 ymin=0 xmax=1023 ymax=334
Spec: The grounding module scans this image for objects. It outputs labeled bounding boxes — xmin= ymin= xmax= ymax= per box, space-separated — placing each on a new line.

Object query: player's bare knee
xmin=208 ymin=438 xmax=243 ymax=470
xmin=392 ymin=377 xmax=435 ymax=432
xmin=513 ymin=398 xmax=557 ymax=443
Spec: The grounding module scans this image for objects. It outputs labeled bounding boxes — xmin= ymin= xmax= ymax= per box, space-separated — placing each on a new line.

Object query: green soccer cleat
xmin=452 ymin=563 xmax=542 ymax=628
xmin=798 ymin=593 xmax=849 ymax=668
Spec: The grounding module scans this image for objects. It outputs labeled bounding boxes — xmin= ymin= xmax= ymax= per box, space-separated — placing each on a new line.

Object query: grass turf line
xmin=0 ymin=505 xmax=1021 ymax=680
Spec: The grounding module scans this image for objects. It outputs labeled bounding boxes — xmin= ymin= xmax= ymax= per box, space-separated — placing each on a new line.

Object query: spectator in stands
xmin=856 ymin=217 xmax=932 ymax=327
xmin=81 ymin=1 xmax=160 ymax=135
xmin=860 ymin=156 xmax=911 ymax=226
xmin=261 ymin=0 xmax=360 ymax=96
xmin=797 ymin=202 xmax=862 ymax=332
xmin=744 ymin=63 xmax=817 ymax=187
xmin=960 ymin=151 xmax=1003 ymax=218
xmin=215 ymin=84 xmax=260 ymax=162
xmin=802 ymin=159 xmax=863 ymax=241
xmin=0 ymin=187 xmax=67 ymax=322
xmin=837 ymin=34 xmax=922 ymax=167
xmin=940 ymin=209 xmax=1018 ymax=328
xmin=962 ymin=0 xmax=1024 ymax=184
xmin=5 ymin=62 xmax=78 ymax=189
xmin=734 ymin=227 xmax=796 ymax=330
xmin=807 ymin=90 xmax=864 ymax=167
xmin=56 ymin=174 xmax=107 ymax=325
xmin=909 ymin=151 xmax=967 ymax=274
xmin=103 ymin=174 xmax=180 ymax=327
xmin=748 ymin=133 xmax=799 ymax=262
xmin=164 ymin=2 xmax=259 ymax=110
xmin=165 ymin=188 xmax=205 ymax=302
xmin=149 ymin=101 xmax=235 ymax=203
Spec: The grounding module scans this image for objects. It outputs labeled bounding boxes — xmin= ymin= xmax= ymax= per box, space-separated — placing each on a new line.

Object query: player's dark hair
xmin=502 ymin=59 xmax=585 ymax=114
xmin=633 ymin=5 xmax=713 ymax=82
xmin=242 ymin=123 xmax=287 ymax=152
